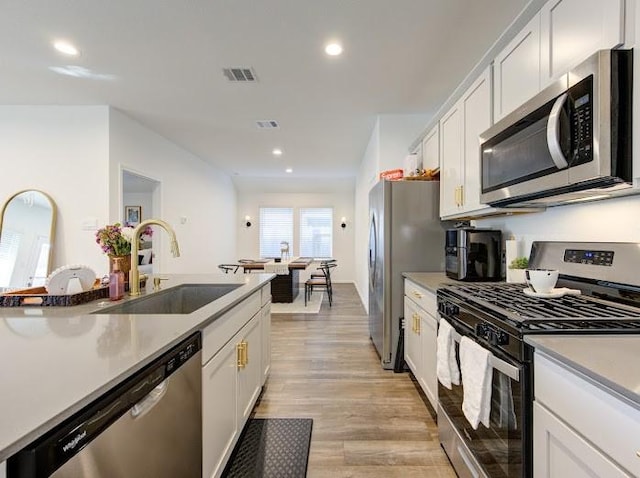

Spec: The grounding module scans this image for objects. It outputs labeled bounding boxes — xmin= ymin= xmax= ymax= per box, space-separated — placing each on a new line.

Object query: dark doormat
xmin=221 ymin=418 xmax=313 ymax=478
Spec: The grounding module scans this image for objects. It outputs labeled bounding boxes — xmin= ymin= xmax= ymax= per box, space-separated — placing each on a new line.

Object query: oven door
xmin=438 ymin=320 xmax=528 ymax=478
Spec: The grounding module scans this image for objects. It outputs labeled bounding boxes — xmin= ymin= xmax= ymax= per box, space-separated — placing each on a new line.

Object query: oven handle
xmin=449 ymin=327 xmax=520 ymax=382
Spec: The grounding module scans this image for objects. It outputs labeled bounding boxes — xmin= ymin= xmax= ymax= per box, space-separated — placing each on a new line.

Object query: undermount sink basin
xmin=93 ymin=283 xmax=242 ymax=315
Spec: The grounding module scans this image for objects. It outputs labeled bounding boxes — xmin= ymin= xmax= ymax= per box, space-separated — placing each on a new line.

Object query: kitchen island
xmin=0 ymin=272 xmax=274 ymax=469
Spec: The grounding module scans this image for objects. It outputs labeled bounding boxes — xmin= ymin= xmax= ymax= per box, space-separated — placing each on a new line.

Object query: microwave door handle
xmin=546 ymin=93 xmax=569 ymax=169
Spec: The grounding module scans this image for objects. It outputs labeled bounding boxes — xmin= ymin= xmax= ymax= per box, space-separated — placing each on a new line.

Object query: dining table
xmin=240 ymin=257 xmax=313 ymax=303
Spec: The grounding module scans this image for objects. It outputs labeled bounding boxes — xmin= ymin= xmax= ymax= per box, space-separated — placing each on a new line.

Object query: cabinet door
xmin=533 ymin=402 xmax=629 ymax=478
xmin=419 ymin=313 xmax=438 ymax=411
xmin=261 ymin=303 xmax=271 ymax=384
xmin=494 ymin=14 xmax=541 ymax=121
xmin=237 ymin=313 xmax=262 ymax=425
xmin=421 ymin=124 xmax=439 ymax=171
xmin=439 ymin=102 xmax=463 ymax=217
xmin=540 ymin=0 xmax=624 ymax=87
xmin=461 ymin=67 xmax=492 ymax=214
xmin=202 ymin=339 xmax=239 ymax=478
xmin=403 ymin=299 xmax=421 ymax=376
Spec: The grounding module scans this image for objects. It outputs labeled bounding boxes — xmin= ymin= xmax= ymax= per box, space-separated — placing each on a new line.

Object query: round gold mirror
xmin=0 ymin=190 xmax=57 ymax=291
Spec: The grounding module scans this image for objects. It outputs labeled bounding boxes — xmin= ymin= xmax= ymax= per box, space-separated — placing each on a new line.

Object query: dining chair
xmin=310 ymin=259 xmax=337 ymax=279
xmin=305 ymin=262 xmax=337 ymax=307
xmin=218 ymin=264 xmax=240 ymax=274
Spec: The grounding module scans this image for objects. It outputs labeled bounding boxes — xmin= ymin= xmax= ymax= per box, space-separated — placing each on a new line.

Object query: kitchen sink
xmin=93 ymin=283 xmax=242 ymax=315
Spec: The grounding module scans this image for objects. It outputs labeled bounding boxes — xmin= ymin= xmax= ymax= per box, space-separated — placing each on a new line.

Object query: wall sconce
xmin=244 ymin=215 xmax=252 ymax=227
xmin=340 ymin=217 xmax=347 ymax=229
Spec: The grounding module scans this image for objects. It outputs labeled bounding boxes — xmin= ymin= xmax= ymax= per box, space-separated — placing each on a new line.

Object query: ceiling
xmin=2 ymin=0 xmax=529 ymax=181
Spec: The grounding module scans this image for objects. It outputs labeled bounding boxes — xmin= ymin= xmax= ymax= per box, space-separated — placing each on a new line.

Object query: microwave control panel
xmin=569 ymin=75 xmax=593 ymax=163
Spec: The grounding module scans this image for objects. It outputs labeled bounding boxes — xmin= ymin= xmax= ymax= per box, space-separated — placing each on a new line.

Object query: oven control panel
xmin=564 ymin=249 xmax=614 ymax=266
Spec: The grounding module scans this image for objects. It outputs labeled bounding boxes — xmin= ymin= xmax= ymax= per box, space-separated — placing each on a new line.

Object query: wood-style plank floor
xmin=253 ymin=283 xmax=456 ymax=477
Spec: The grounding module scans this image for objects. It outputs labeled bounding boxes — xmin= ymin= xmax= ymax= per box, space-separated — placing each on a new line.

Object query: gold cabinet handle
xmin=243 ymin=340 xmax=249 ymax=366
xmin=459 ymin=185 xmax=464 ymax=206
xmin=412 ymin=290 xmax=422 ymax=299
xmin=416 ymin=315 xmax=421 ymax=335
xmin=237 ymin=342 xmax=246 ymax=369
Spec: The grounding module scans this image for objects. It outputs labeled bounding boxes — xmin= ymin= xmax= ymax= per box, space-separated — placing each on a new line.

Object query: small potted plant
xmin=507 ymin=257 xmax=528 ymax=283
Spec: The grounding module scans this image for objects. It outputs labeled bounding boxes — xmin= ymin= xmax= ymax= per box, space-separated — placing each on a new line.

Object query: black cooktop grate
xmin=443 ymin=283 xmax=640 ymax=331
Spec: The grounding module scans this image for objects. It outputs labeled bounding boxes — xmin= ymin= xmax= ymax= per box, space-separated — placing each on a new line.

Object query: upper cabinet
xmin=494 ymin=0 xmax=625 ymax=120
xmin=440 ymin=67 xmax=492 ymax=218
xmin=494 ymin=15 xmax=541 ymax=121
xmin=421 ymin=124 xmax=439 ymax=171
xmin=540 ymin=0 xmax=624 ymax=87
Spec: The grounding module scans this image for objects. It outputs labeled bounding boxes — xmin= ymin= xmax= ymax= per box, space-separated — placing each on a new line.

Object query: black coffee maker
xmin=445 ymin=228 xmax=502 ymax=281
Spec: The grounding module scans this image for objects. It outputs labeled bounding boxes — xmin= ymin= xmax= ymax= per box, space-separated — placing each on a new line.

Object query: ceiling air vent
xmin=223 ymin=67 xmax=257 ymax=82
xmin=255 ymin=120 xmax=280 ymax=129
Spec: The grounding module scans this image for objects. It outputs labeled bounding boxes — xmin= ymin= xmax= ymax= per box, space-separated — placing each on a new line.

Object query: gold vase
xmin=109 ymin=254 xmax=132 ymax=290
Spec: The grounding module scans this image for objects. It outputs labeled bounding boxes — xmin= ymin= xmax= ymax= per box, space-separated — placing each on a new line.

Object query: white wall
xmin=477 ymin=195 xmax=640 ymax=259
xmin=0 ymin=106 xmax=110 ymax=274
xmin=354 ymin=114 xmax=433 ymax=310
xmin=0 ymin=106 xmax=237 ymax=281
xmin=108 ymin=108 xmax=237 ymax=275
xmin=235 ymin=182 xmax=355 ymax=284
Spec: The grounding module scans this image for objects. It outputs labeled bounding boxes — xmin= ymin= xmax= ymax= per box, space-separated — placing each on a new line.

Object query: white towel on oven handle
xmin=436 ymin=318 xmax=460 ymax=389
xmin=460 ymin=336 xmax=493 ymax=429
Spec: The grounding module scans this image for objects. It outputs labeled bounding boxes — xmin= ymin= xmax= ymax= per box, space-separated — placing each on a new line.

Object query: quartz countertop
xmin=525 ymin=335 xmax=640 ymax=408
xmin=0 ymin=273 xmax=274 ymax=461
xmin=402 ymin=272 xmax=457 ymax=293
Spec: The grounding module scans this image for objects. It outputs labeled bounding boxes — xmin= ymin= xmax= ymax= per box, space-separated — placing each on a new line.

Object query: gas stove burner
xmin=441 ymin=282 xmax=640 ymax=332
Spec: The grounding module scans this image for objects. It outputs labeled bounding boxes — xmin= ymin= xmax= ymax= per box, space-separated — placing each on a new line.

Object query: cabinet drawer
xmin=404 ymin=280 xmax=436 ymax=315
xmin=535 ymin=352 xmax=640 ymax=476
xmin=202 ymin=291 xmax=261 ymax=364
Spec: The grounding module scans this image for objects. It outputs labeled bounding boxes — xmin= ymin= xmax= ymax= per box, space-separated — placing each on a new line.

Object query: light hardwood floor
xmin=253 ymin=283 xmax=456 ymax=477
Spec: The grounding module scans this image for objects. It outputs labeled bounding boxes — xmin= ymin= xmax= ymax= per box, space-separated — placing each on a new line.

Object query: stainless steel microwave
xmin=479 ymin=49 xmax=633 ymax=208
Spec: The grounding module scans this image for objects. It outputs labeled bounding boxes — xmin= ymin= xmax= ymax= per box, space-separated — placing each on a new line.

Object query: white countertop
xmin=402 ymin=272 xmax=457 ymax=293
xmin=525 ymin=335 xmax=640 ymax=409
xmin=0 ymin=273 xmax=274 ymax=461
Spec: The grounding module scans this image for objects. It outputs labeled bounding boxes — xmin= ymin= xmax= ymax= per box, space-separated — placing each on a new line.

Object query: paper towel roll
xmin=505 ymin=238 xmax=519 ymax=283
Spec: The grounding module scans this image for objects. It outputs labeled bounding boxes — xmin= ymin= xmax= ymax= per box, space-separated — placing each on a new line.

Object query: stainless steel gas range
xmin=436 ymin=241 xmax=640 ymax=478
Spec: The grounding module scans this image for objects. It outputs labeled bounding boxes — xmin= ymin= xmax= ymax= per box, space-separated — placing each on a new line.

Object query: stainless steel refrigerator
xmin=368 ymin=180 xmax=447 ymax=369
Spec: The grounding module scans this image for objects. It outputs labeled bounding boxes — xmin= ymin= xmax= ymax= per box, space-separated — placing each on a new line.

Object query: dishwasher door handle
xmin=130 ymin=379 xmax=168 ymax=419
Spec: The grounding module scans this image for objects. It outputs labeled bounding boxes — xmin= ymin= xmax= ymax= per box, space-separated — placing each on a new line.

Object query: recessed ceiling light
xmin=272 ymin=148 xmax=283 ymax=156
xmin=285 ymin=168 xmax=293 ymax=173
xmin=325 ymin=42 xmax=343 ymax=56
xmin=53 ymin=40 xmax=79 ymax=56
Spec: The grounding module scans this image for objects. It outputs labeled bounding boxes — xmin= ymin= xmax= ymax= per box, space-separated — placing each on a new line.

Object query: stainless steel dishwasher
xmin=8 ymin=332 xmax=202 ymax=478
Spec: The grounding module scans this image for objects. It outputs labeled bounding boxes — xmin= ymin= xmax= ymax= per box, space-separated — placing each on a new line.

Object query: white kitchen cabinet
xmin=421 ymin=124 xmax=439 ymax=171
xmin=403 ymin=298 xmax=421 ymax=375
xmin=261 ymin=303 xmax=271 ymax=384
xmin=439 ymin=101 xmax=463 ymax=217
xmin=533 ymin=352 xmax=640 ymax=477
xmin=403 ymin=279 xmax=438 ymax=411
xmin=237 ymin=314 xmax=262 ymax=425
xmin=440 ymin=67 xmax=493 ymax=219
xmin=493 ymin=14 xmax=541 ymax=121
xmin=203 ymin=335 xmax=239 ymax=478
xmin=534 ymin=402 xmax=629 ymax=477
xmin=0 ymin=461 xmax=5 ymax=478
xmin=540 ymin=0 xmax=624 ymax=87
xmin=260 ymin=284 xmax=271 ymax=384
xmin=201 ymin=288 xmax=270 ymax=478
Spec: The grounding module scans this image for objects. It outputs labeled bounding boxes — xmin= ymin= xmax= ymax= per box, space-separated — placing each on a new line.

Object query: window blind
xmin=259 ymin=208 xmax=293 ymax=258
xmin=300 ymin=208 xmax=333 ymax=258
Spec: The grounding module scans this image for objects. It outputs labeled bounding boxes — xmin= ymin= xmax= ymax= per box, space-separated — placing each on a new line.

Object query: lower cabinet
xmin=533 ymin=352 xmax=639 ymax=477
xmin=201 ymin=287 xmax=271 ymax=478
xmin=403 ymin=279 xmax=438 ymax=411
